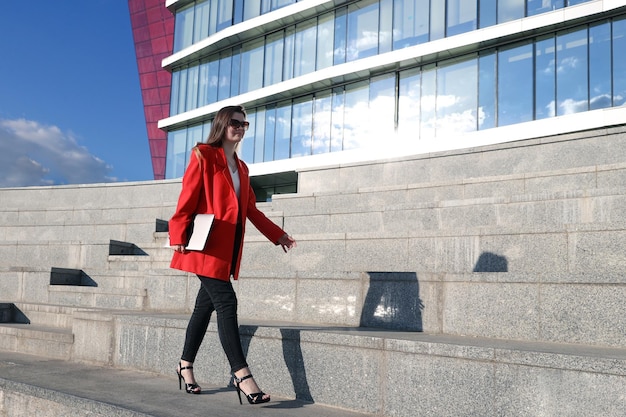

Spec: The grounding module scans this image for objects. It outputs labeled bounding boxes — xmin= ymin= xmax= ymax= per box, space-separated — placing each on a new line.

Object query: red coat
xmin=169 ymin=144 xmax=286 ymax=281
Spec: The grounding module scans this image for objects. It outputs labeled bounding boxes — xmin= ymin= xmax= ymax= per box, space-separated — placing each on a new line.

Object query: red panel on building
xmin=128 ymin=0 xmax=173 ymax=180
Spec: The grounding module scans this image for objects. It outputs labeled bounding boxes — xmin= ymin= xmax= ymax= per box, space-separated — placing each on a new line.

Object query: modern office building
xmin=130 ymin=0 xmax=626 ymax=197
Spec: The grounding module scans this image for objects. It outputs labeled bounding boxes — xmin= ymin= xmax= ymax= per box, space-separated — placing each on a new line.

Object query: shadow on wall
xmin=360 ymin=272 xmax=424 ymax=332
xmin=473 ymin=252 xmax=508 ymax=272
xmin=240 ymin=325 xmax=314 ymax=406
xmin=239 ymin=271 xmax=424 ymax=404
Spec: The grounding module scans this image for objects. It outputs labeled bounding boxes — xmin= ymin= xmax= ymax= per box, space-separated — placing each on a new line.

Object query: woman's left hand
xmin=278 ymin=234 xmax=297 ymax=252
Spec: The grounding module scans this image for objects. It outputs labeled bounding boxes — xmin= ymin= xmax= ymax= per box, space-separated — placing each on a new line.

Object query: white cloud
xmin=0 ymin=118 xmax=116 ymax=188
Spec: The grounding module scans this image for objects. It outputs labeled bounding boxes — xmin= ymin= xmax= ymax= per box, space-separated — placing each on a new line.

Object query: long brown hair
xmin=205 ymin=105 xmax=247 ymax=148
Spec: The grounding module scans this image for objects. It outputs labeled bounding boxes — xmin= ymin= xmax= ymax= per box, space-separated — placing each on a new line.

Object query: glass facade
xmin=166 ymin=12 xmax=626 ymax=179
xmin=169 ymin=0 xmax=597 ymax=117
xmin=163 ymin=0 xmax=626 ymax=191
xmin=173 ymin=0 xmax=595 ymax=53
xmin=174 ymin=0 xmax=301 ymax=52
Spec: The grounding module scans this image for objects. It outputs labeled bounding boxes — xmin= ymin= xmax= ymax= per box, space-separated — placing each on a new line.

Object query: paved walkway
xmin=0 ymin=351 xmax=370 ymax=417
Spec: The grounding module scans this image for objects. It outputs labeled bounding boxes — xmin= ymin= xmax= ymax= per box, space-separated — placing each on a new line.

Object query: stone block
xmin=237 ymin=277 xmax=297 ymax=322
xmin=494 ymin=364 xmax=626 ymax=417
xmin=284 ymin=213 xmax=331 ymax=235
xmin=20 ymin=270 xmax=50 ymax=304
xmin=526 ymin=171 xmax=597 ymax=194
xmin=383 ymin=207 xmax=441 ymax=233
xmin=0 ymin=270 xmax=20 ymax=301
xmin=296 ymin=277 xmax=361 ymax=326
xmin=539 ymin=283 xmax=626 ymax=347
xmin=480 ymin=232 xmax=568 ymax=273
xmin=443 ymin=282 xmax=540 ymax=340
xmin=464 ymin=177 xmax=525 ymax=199
xmin=440 ymin=203 xmax=498 ymax=229
xmin=114 ymin=315 xmax=167 ymax=370
xmin=385 ymin=351 xmax=496 ymax=417
xmin=297 ymin=333 xmax=384 ymax=414
xmin=408 ymin=235 xmax=481 ymax=273
xmin=330 ymin=211 xmax=384 ymax=233
xmin=345 ymin=236 xmax=408 ymax=272
xmin=569 ymin=229 xmax=626 ymax=273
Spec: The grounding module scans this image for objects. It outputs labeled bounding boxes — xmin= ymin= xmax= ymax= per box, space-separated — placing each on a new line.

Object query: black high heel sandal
xmin=233 ymin=374 xmax=270 ymax=405
xmin=176 ymin=362 xmax=201 ymax=394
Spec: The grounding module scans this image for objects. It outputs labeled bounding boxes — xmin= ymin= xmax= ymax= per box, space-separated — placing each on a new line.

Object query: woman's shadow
xmin=240 ymin=325 xmax=313 ymax=407
xmin=360 ymin=271 xmax=423 ymax=331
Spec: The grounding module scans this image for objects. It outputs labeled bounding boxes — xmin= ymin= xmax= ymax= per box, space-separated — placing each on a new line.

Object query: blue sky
xmin=0 ymin=1 xmax=154 ymax=188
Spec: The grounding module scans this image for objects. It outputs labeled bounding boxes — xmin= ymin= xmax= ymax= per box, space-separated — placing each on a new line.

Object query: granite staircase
xmin=1 ymin=128 xmax=625 ymax=416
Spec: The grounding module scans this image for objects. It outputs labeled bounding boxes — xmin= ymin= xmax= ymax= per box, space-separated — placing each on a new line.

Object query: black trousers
xmin=181 ymin=275 xmax=248 ymax=373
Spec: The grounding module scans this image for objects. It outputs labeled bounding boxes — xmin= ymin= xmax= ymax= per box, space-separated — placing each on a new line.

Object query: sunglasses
xmin=229 ymin=119 xmax=250 ymax=130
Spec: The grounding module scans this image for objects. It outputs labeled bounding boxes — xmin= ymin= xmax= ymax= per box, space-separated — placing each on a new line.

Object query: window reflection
xmin=174 ymin=3 xmax=194 ymax=52
xmin=241 ymin=111 xmax=256 ymax=162
xmin=498 ymin=43 xmax=533 ymax=126
xmin=379 ymin=0 xmax=393 ymax=54
xmin=249 ymin=110 xmax=263 ymax=163
xmin=344 ymin=81 xmax=370 ymax=149
xmin=527 ymin=0 xmax=563 ymax=16
xmin=313 ymin=91 xmax=333 ymax=155
xmin=186 ymin=65 xmax=199 ymax=111
xmin=369 ymin=75 xmax=396 ymax=140
xmin=317 ymin=13 xmax=335 ymax=70
xmin=166 ymin=129 xmax=187 ymax=178
xmin=498 ymin=0 xmax=525 ymax=23
xmin=347 ymin=0 xmax=379 ymax=61
xmin=262 ymin=106 xmax=275 ymax=162
xmin=218 ymin=51 xmax=232 ymax=101
xmin=614 ymin=17 xmax=626 ymax=107
xmin=275 ymin=102 xmax=292 ymax=160
xmin=420 ymin=65 xmax=437 ymax=139
xmin=398 ymin=68 xmax=421 ymax=139
xmin=240 ymin=39 xmax=264 ymax=94
xmin=294 ymin=20 xmax=317 ymax=77
xmin=194 ymin=0 xmax=210 ymax=44
xmin=333 ymin=8 xmax=347 ymax=65
xmin=436 ymin=59 xmax=478 ymax=135
xmin=264 ymin=31 xmax=284 ymax=86
xmin=480 ymin=0 xmax=497 ymax=28
xmin=393 ymin=0 xmax=429 ymax=49
xmin=535 ymin=37 xmax=556 ymax=119
xmin=478 ymin=52 xmax=496 ymax=129
xmin=430 ymin=0 xmax=446 ymax=41
xmin=589 ymin=23 xmax=612 ymax=110
xmin=556 ymin=29 xmax=588 ymax=115
xmin=447 ymin=0 xmax=477 ymax=37
xmin=292 ymin=97 xmax=314 ymax=157
xmin=331 ymin=87 xmax=345 ymax=152
xmin=187 ymin=124 xmax=203 ymax=154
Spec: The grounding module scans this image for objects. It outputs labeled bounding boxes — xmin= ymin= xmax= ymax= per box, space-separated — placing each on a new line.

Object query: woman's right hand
xmin=278 ymin=234 xmax=296 ymax=252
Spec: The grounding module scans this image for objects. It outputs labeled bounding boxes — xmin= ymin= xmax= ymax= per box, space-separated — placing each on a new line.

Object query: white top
xmin=229 ymin=165 xmax=240 ymax=198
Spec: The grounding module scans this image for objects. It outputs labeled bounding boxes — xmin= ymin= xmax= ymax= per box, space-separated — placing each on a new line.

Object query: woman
xmin=169 ymin=105 xmax=296 ymax=404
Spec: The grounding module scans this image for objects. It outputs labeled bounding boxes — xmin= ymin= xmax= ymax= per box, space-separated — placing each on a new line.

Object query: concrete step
xmin=82 ymin=269 xmax=196 ymax=312
xmin=277 ymin=186 xmax=626 ymax=235
xmin=0 ymin=323 xmax=73 ymax=359
xmin=48 ymin=285 xmax=147 ymax=310
xmin=9 ymin=302 xmax=79 ymax=328
xmin=0 ymin=351 xmax=368 ymax=417
xmin=276 ymin=161 xmax=626 ymax=213
xmin=296 ymin=133 xmax=626 ymax=194
xmin=239 ymin=220 xmax=626 ymax=276
xmin=54 ymin=311 xmax=626 ymax=417
xmin=229 ymin=269 xmax=626 ymax=348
